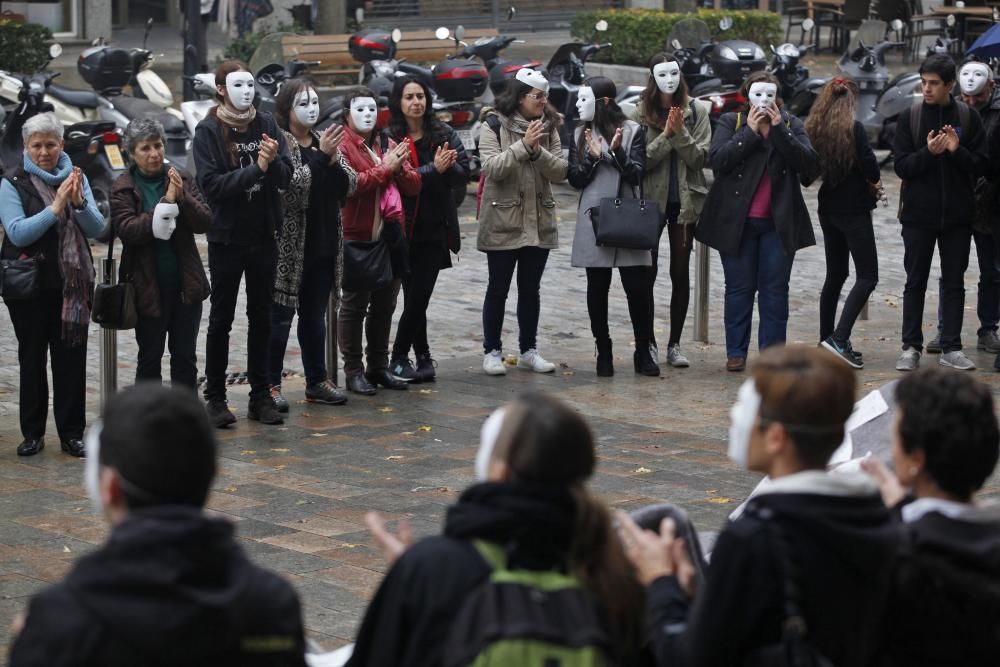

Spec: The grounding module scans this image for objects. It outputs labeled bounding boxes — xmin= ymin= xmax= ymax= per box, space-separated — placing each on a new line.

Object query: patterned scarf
xmin=216 ymin=103 xmax=256 ymax=129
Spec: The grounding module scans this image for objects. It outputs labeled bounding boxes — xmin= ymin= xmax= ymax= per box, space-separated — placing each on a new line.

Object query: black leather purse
xmin=342 ymin=238 xmax=393 ymax=292
xmin=0 ymin=255 xmax=41 ymax=300
xmin=588 ymin=177 xmax=661 ymax=251
xmin=91 ymin=226 xmax=137 ymax=330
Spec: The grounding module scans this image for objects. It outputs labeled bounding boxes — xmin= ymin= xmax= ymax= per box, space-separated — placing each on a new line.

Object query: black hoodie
xmin=9 ymin=506 xmax=307 ymax=667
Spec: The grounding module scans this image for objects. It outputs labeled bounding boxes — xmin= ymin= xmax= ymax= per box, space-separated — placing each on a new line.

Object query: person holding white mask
xmin=629 ymin=53 xmax=711 ymax=369
xmin=696 ymin=71 xmax=818 ymax=372
xmin=114 ymin=118 xmax=212 ymax=391
xmin=266 ymin=78 xmax=356 ymax=411
xmin=193 ymin=59 xmax=293 ymax=427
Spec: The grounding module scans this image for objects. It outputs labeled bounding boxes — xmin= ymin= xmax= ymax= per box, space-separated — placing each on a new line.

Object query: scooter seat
xmin=47 ymin=84 xmax=101 ymax=109
xmin=112 ymin=95 xmax=186 ymax=134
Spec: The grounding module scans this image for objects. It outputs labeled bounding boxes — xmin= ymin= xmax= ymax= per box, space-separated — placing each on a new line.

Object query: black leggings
xmin=648 ymin=222 xmax=695 ymax=346
xmin=819 ymin=212 xmax=879 ymax=345
xmin=586 ymin=266 xmax=650 ymax=342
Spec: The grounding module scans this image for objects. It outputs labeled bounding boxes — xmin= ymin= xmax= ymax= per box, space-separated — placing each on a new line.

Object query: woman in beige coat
xmin=477 ymin=68 xmax=567 ymax=376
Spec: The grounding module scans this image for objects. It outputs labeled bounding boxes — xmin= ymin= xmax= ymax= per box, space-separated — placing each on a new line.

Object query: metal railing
xmin=99 ymin=253 xmax=117 ymax=409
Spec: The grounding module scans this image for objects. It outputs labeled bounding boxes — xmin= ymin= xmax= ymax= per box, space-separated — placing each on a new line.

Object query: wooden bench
xmin=282 ymin=28 xmax=499 ymax=80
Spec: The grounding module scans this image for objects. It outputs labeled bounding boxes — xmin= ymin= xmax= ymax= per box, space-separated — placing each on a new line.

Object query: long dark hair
xmin=640 ymin=52 xmax=689 ymax=128
xmin=804 ymin=77 xmax=859 ymax=185
xmin=387 ymin=75 xmax=448 ymax=143
xmin=738 ymin=70 xmax=784 ymax=113
xmin=577 ymin=76 xmax=627 ymax=159
xmin=273 ymin=77 xmax=316 ymax=132
xmin=493 ymin=78 xmax=563 ymax=129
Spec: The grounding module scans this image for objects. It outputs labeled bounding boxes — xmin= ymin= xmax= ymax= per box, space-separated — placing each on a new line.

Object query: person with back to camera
xmin=266 ymin=77 xmax=356 ymax=413
xmin=805 ymin=78 xmax=881 ymax=369
xmin=569 ymin=76 xmax=659 ymax=378
xmin=478 ymin=69 xmax=568 ymax=377
xmin=629 ymin=53 xmax=712 ymax=369
xmin=696 ymin=71 xmax=819 ymax=373
xmin=193 ymin=59 xmax=293 ymax=427
xmin=0 ymin=112 xmax=106 ymax=458
xmin=113 ymin=118 xmax=211 ymax=390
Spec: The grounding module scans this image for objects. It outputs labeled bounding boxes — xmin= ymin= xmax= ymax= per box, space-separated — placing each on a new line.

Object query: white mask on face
xmin=84 ymin=423 xmax=103 ymax=515
xmin=475 ymin=407 xmax=507 ymax=481
xmin=350 ymin=96 xmax=378 ymax=132
xmin=653 ymin=62 xmax=682 ymax=95
xmin=748 ymin=82 xmax=778 ymax=110
xmin=576 ymin=86 xmax=596 ymax=122
xmin=959 ymin=63 xmax=991 ymax=96
xmin=293 ymin=88 xmax=321 ymax=128
xmin=225 ymin=71 xmax=255 ymax=111
xmin=727 ymin=380 xmax=761 ymax=469
xmin=151 ymin=202 xmax=179 ymax=241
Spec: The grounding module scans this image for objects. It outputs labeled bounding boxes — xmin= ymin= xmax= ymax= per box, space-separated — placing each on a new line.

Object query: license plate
xmin=455 ymin=128 xmax=476 ymax=149
xmin=104 ymin=143 xmax=125 ymax=169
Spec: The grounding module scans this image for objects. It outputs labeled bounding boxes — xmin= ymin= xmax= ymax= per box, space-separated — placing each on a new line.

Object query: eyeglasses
xmin=525 ymin=92 xmax=548 ymax=100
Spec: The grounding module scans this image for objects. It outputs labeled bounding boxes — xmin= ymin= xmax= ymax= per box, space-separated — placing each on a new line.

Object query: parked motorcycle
xmin=125 ymin=18 xmax=177 ymax=112
xmin=769 ymin=38 xmax=817 ymax=115
xmin=546 ymin=20 xmax=612 ymax=149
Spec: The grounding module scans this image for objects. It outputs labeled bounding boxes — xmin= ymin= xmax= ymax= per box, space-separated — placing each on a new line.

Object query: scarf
xmin=499 ymin=110 xmax=534 ymax=136
xmin=274 ymin=130 xmax=314 ymax=308
xmin=215 ymin=103 xmax=256 ymax=129
xmin=24 ymin=152 xmax=95 ymax=346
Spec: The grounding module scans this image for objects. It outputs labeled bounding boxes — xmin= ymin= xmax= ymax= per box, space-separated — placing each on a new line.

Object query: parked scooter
xmin=547 ymin=20 xmax=612 ymax=149
xmin=448 ymin=6 xmax=539 ymax=103
xmin=769 ymin=36 xmax=817 ymax=115
xmin=125 ymin=18 xmax=178 ymax=112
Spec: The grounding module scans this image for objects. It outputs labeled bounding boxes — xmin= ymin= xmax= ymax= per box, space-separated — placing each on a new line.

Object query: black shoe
xmin=270 ymin=385 xmax=290 ymax=413
xmin=305 ymin=380 xmax=348 ymax=405
xmin=60 ymin=438 xmax=86 ymax=458
xmin=821 ymin=336 xmax=864 ymax=369
xmin=346 ymin=374 xmax=377 ymax=396
xmin=366 ymin=369 xmax=410 ymax=390
xmin=16 ymin=437 xmax=44 ymax=457
xmin=595 ymin=338 xmax=614 ymax=377
xmin=415 ymin=353 xmax=437 ymax=382
xmin=206 ymin=398 xmax=237 ymax=428
xmin=247 ymin=395 xmax=284 ymax=425
xmin=390 ymin=356 xmax=421 ymax=383
xmin=633 ymin=341 xmax=661 ymax=377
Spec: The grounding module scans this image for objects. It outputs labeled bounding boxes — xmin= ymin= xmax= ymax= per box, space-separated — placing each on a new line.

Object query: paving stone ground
xmin=1 ymin=164 xmax=999 ymax=655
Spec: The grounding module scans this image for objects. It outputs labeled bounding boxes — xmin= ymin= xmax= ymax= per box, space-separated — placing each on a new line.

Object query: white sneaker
xmin=517 ymin=349 xmax=556 ymax=373
xmin=939 ymin=350 xmax=976 ymax=370
xmin=667 ymin=343 xmax=690 ymax=368
xmin=896 ymin=347 xmax=920 ymax=372
xmin=483 ymin=350 xmax=507 ymax=375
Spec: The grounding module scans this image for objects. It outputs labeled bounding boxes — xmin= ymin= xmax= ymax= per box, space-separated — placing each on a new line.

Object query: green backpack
xmin=443 ymin=540 xmax=612 ymax=667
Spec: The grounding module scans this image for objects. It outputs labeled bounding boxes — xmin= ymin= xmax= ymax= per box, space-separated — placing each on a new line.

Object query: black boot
xmin=595 ymin=338 xmax=614 ymax=377
xmin=633 ymin=340 xmax=661 ymax=377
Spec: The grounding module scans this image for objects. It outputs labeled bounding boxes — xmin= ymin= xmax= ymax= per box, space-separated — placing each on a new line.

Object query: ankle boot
xmin=595 ymin=338 xmax=614 ymax=377
xmin=633 ymin=340 xmax=661 ymax=377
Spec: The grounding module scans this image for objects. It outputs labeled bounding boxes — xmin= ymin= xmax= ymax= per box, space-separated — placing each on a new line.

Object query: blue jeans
xmin=720 ymin=218 xmax=794 ymax=359
xmin=268 ymin=259 xmax=336 ymax=387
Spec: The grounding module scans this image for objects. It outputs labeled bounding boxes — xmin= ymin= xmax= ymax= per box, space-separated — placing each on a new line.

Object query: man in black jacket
xmin=894 ymin=54 xmax=989 ymax=372
xmin=8 ymin=384 xmax=308 ymax=667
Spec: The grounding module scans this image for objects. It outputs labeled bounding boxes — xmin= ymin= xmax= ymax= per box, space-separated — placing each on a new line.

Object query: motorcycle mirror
xmin=507 ymin=6 xmax=516 ymax=21
xmin=671 ymin=38 xmax=682 ymax=51
xmin=946 ymin=13 xmax=956 ymax=27
xmin=719 ymin=16 xmax=734 ymax=31
xmin=455 ymin=25 xmax=466 ymax=41
xmin=391 ymin=28 xmax=402 ymax=44
xmin=801 ymin=18 xmax=815 ymax=32
xmin=49 ymin=43 xmax=63 ymax=59
xmin=355 ymin=8 xmax=364 ymax=23
xmin=890 ymin=18 xmax=904 ymax=32
xmin=435 ymin=26 xmax=450 ymax=40
xmin=595 ymin=19 xmax=608 ymax=32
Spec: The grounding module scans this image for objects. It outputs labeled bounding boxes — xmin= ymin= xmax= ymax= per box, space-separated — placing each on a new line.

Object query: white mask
xmin=224 ymin=71 xmax=255 ymax=111
xmin=514 ymin=68 xmax=550 ymax=93
xmin=748 ymin=82 xmax=778 ymax=110
xmin=727 ymin=380 xmax=761 ymax=469
xmin=350 ymin=96 xmax=378 ymax=133
xmin=475 ymin=407 xmax=507 ymax=481
xmin=576 ymin=86 xmax=596 ymax=122
xmin=959 ymin=62 xmax=991 ymax=96
xmin=151 ymin=202 xmax=179 ymax=241
xmin=84 ymin=422 xmax=103 ymax=515
xmin=293 ymin=87 xmax=321 ymax=128
xmin=652 ymin=62 xmax=682 ymax=95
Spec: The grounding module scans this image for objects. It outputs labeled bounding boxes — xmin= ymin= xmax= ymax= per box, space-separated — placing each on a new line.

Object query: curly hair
xmin=805 ymin=78 xmax=859 ymax=186
xmin=639 ymin=52 xmax=689 ymax=128
xmin=895 ymin=368 xmax=999 ymax=501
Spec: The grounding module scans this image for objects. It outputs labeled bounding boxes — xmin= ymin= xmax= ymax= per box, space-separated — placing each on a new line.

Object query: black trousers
xmin=901 ymin=224 xmax=972 ymax=353
xmin=134 ymin=288 xmax=203 ymax=390
xmin=393 ymin=246 xmax=441 ymax=359
xmin=339 ymin=279 xmax=402 ymax=376
xmin=819 ymin=212 xmax=879 ymax=345
xmin=204 ymin=242 xmax=276 ymax=402
xmin=586 ymin=266 xmax=650 ymax=342
xmin=6 ymin=288 xmax=87 ymax=441
xmin=482 ymin=247 xmax=549 ymax=354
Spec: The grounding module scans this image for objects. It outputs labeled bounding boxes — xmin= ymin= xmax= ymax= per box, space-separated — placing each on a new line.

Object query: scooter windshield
xmin=248 ymin=33 xmax=298 ymax=76
xmin=667 ymin=18 xmax=712 ymax=51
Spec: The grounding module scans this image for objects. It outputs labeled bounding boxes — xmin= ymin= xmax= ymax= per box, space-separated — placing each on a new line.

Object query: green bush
xmin=222 ymin=21 xmax=305 ymax=64
xmin=570 ymin=9 xmax=782 ymax=67
xmin=0 ymin=20 xmax=54 ymax=75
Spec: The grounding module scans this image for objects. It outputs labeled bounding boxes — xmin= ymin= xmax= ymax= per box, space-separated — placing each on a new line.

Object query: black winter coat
xmin=893 ymin=97 xmax=988 ymax=229
xmin=696 ymin=109 xmax=818 ymax=256
xmin=9 ymin=506 xmax=307 ymax=667
xmin=817 ymin=121 xmax=881 ymax=215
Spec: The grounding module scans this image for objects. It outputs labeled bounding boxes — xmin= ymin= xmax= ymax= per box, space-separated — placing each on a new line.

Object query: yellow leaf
xmin=224 ymin=487 xmax=238 ymax=493
xmin=418 ymin=425 xmax=432 ymax=432
xmin=402 ymin=431 xmax=416 ymax=436
xmin=386 ymin=455 xmax=404 ymax=461
xmin=240 ymin=450 xmax=256 ymax=456
xmin=339 ymin=542 xmax=362 ymax=549
xmin=634 ymin=467 xmax=652 ymax=474
xmin=310 ymin=433 xmax=327 ymax=437
xmin=380 ymin=406 xmax=394 ymax=413
xmin=63 ymin=545 xmax=71 ymax=553
xmin=271 ymin=447 xmax=290 ymax=452
xmin=707 ymin=496 xmax=734 ymax=504
xmin=274 ymin=464 xmax=287 ymax=470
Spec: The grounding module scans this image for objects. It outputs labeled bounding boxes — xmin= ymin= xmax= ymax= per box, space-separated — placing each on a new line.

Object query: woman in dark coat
xmin=696 ymin=72 xmax=818 ymax=372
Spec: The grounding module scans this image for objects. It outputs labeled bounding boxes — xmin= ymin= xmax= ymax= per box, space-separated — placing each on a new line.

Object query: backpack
xmin=442 ymin=540 xmax=613 ymax=667
xmin=476 ymin=115 xmax=502 ymax=218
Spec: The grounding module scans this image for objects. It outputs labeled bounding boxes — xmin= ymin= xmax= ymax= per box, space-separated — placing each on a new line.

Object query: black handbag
xmin=588 ymin=177 xmax=661 ymax=251
xmin=91 ymin=226 xmax=137 ymax=330
xmin=0 ymin=255 xmax=41 ymax=300
xmin=342 ymin=237 xmax=393 ymax=292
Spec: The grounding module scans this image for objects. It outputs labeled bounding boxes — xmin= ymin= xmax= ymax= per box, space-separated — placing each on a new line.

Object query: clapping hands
xmin=433 ymin=141 xmax=458 ymax=174
xmin=256 ymin=133 xmax=280 ymax=172
xmin=53 ymin=167 xmax=85 ymax=212
xmin=319 ymin=124 xmax=345 ymax=158
xmin=665 ymin=106 xmax=684 ymax=138
xmin=524 ymin=119 xmax=545 ymax=151
xmin=164 ymin=167 xmax=184 ymax=204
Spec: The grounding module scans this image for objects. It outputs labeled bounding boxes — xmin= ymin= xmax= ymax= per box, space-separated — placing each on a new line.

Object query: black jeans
xmin=482 ymin=247 xmax=549 ymax=354
xmin=339 ymin=279 xmax=402 ymax=376
xmin=268 ymin=258 xmax=335 ymax=387
xmin=134 ymin=288 xmax=203 ymax=390
xmin=819 ymin=212 xmax=879 ymax=345
xmin=586 ymin=266 xmax=650 ymax=342
xmin=204 ymin=242 xmax=276 ymax=402
xmin=901 ymin=224 xmax=972 ymax=353
xmin=934 ymin=229 xmax=1000 ymax=336
xmin=393 ymin=246 xmax=441 ymax=359
xmin=6 ymin=288 xmax=86 ymax=441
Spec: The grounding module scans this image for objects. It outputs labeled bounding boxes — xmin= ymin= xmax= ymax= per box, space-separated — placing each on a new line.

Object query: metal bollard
xmin=326 ymin=292 xmax=339 ymax=386
xmin=693 ymin=240 xmax=710 ymax=343
xmin=99 ymin=253 xmax=117 ymax=409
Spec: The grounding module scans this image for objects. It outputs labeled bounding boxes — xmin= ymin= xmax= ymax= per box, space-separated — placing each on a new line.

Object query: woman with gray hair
xmin=0 ymin=112 xmax=106 ymax=458
xmin=112 ymin=118 xmax=211 ymax=389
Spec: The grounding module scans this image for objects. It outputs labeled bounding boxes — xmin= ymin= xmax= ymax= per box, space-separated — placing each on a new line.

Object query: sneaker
xmin=649 ymin=342 xmax=660 ymax=365
xmin=978 ymin=330 xmax=1000 ymax=353
xmin=483 ymin=350 xmax=507 ymax=376
xmin=517 ymin=348 xmax=556 ymax=373
xmin=821 ymin=336 xmax=864 ymax=369
xmin=940 ymin=350 xmax=976 ymax=370
xmin=415 ymin=353 xmax=437 ymax=382
xmin=389 ymin=357 xmax=421 ymax=383
xmin=896 ymin=347 xmax=921 ymax=372
xmin=247 ymin=395 xmax=284 ymax=425
xmin=666 ymin=343 xmax=690 ymax=368
xmin=925 ymin=335 xmax=943 ymax=354
xmin=270 ymin=385 xmax=289 ymax=413
xmin=305 ymin=380 xmax=348 ymax=405
xmin=206 ymin=398 xmax=237 ymax=428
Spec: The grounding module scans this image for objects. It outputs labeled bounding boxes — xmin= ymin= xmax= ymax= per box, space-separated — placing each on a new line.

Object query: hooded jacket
xmin=647 ymin=471 xmax=899 ymax=667
xmin=9 ymin=506 xmax=307 ymax=667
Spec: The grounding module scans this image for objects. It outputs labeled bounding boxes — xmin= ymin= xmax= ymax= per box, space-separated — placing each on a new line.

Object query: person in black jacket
xmin=696 ymin=72 xmax=819 ymax=372
xmin=385 ymin=76 xmax=469 ymax=383
xmin=193 ymin=59 xmax=293 ymax=427
xmin=893 ymin=54 xmax=988 ymax=372
xmin=620 ymin=345 xmax=899 ymax=667
xmin=8 ymin=384 xmax=308 ymax=667
xmin=805 ymin=78 xmax=880 ymax=368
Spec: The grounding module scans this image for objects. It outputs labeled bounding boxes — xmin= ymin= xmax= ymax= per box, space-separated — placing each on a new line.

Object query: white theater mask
xmin=748 ymin=82 xmax=778 ymax=110
xmin=959 ymin=62 xmax=991 ymax=97
xmin=350 ymin=96 xmax=378 ymax=133
xmin=576 ymin=86 xmax=596 ymax=122
xmin=727 ymin=379 xmax=761 ymax=469
xmin=293 ymin=88 xmax=321 ymax=128
xmin=152 ymin=202 xmax=179 ymax=240
xmin=653 ymin=61 xmax=682 ymax=95
xmin=224 ymin=71 xmax=255 ymax=111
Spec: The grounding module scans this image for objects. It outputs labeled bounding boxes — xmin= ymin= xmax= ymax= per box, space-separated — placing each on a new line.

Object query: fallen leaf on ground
xmin=63 ymin=546 xmax=71 ymax=553
xmin=274 ymin=464 xmax=287 ymax=470
xmin=310 ymin=433 xmax=327 ymax=437
xmin=271 ymin=448 xmax=290 ymax=452
xmin=418 ymin=425 xmax=432 ymax=432
xmin=387 ymin=455 xmax=404 ymax=461
xmin=240 ymin=450 xmax=256 ymax=456
xmin=380 ymin=407 xmax=394 ymax=413
xmin=223 ymin=487 xmax=238 ymax=493
xmin=634 ymin=467 xmax=652 ymax=474
xmin=707 ymin=496 xmax=734 ymax=504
